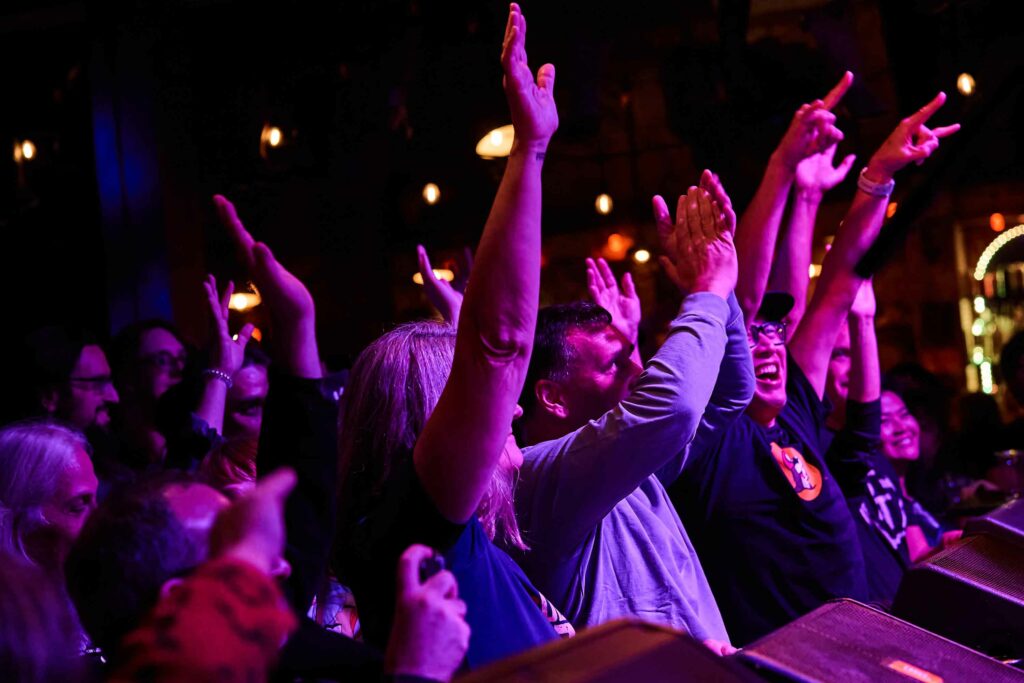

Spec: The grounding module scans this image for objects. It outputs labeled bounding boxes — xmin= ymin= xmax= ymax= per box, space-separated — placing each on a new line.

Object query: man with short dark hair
xmin=514 ymin=175 xmax=748 ymax=653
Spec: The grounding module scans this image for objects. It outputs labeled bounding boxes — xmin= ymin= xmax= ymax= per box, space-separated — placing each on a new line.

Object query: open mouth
xmin=755 ymin=362 xmax=782 ymax=384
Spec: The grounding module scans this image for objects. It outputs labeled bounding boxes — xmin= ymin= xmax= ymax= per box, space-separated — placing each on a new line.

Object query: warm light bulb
xmin=21 ymin=140 xmax=35 ymax=160
xmin=476 ymin=125 xmax=515 ymax=159
xmin=268 ymin=127 xmax=282 ymax=147
xmin=956 ymin=73 xmax=976 ymax=97
xmin=991 ymin=213 xmax=1006 ymax=232
xmin=886 ymin=202 xmax=898 ymax=219
xmin=412 ymin=269 xmax=455 ymax=285
xmin=423 ymin=183 xmax=440 ymax=205
xmin=633 ymin=249 xmax=651 ymax=264
xmin=595 ymin=193 xmax=613 ymax=215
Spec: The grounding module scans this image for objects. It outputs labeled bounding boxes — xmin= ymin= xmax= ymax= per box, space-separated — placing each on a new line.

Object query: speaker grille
xmin=741 ymin=600 xmax=1024 ymax=683
xmin=930 ymin=535 xmax=1024 ymax=603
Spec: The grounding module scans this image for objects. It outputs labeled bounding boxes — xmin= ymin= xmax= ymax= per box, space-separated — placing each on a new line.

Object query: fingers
xmin=255 ymin=467 xmax=297 ymax=507
xmin=585 ymin=258 xmax=601 ymax=297
xmin=396 ymin=544 xmax=436 ymax=595
xmin=204 ymin=276 xmax=227 ymax=330
xmin=822 ymin=71 xmax=854 ymax=111
xmin=423 ymin=568 xmax=459 ymax=600
xmin=536 ymin=63 xmax=556 ymax=93
xmin=700 ymin=170 xmax=735 ymax=232
xmin=905 ymin=91 xmax=946 ymax=127
xmin=684 ymin=188 xmax=702 ymax=245
xmin=932 ymin=123 xmax=960 ymax=139
xmin=652 ymin=195 xmax=672 ymax=237
xmin=213 ymin=195 xmax=256 ymax=267
xmin=220 ymin=280 xmax=234 ymax=319
xmin=696 ymin=189 xmax=717 ymax=241
xmin=621 ymin=272 xmax=637 ymax=299
xmin=417 ymin=245 xmax=436 ymax=285
xmin=236 ymin=323 xmax=255 ymax=350
xmin=835 ymin=153 xmax=857 ymax=179
xmin=596 ymin=257 xmax=617 ymax=289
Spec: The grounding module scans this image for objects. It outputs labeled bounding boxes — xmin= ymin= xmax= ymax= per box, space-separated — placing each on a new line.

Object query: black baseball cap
xmin=755 ymin=292 xmax=795 ymax=323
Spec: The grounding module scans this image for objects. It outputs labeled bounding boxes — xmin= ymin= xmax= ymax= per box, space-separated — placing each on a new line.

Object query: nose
xmin=104 ymin=383 xmax=120 ymax=403
xmin=513 ymin=404 xmax=524 ymax=420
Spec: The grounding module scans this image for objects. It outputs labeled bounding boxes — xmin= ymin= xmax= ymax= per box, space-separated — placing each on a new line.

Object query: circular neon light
xmin=974 ymin=224 xmax=1024 ymax=281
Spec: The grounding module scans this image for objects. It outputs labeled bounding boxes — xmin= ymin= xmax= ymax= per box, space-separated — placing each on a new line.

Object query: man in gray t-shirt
xmin=513 ymin=176 xmax=753 ymax=653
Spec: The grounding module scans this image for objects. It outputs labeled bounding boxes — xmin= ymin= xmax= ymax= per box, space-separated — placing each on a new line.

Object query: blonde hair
xmin=338 ymin=321 xmax=526 ymax=551
xmin=0 ymin=420 xmax=89 ymax=565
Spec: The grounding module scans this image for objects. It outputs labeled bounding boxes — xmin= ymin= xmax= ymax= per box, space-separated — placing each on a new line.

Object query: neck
xmin=520 ymin=413 xmax=574 ymax=446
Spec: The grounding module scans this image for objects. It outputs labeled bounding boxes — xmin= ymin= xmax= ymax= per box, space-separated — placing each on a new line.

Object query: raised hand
xmin=586 ymin=257 xmax=641 ymax=345
xmin=209 ymin=467 xmax=297 ymax=575
xmin=501 ymin=3 xmax=557 ymax=152
xmin=774 ymin=71 xmax=853 ymax=172
xmin=386 ymin=544 xmax=471 ymax=681
xmin=698 ymin=168 xmax=737 ymax=234
xmin=214 ymin=195 xmax=315 ymax=327
xmin=203 ymin=274 xmax=255 ymax=376
xmin=213 ymin=194 xmax=320 ymax=378
xmin=653 ymin=181 xmax=737 ymax=299
xmin=418 ymin=245 xmax=464 ymax=326
xmin=795 ymin=143 xmax=857 ymax=195
xmin=864 ymin=92 xmax=960 ymax=183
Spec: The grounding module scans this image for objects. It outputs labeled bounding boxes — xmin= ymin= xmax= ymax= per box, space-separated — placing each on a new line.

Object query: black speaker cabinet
xmin=739 ymin=599 xmax=1024 ymax=683
xmin=893 ymin=534 xmax=1024 ymax=659
xmin=456 ymin=618 xmax=763 ymax=682
xmin=965 ymin=498 xmax=1024 ymax=548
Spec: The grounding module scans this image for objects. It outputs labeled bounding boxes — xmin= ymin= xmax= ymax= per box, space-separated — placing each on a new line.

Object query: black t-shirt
xmin=670 ymin=354 xmax=867 ymax=646
xmin=341 ymin=458 xmax=558 ymax=670
xmin=824 ymin=399 xmax=910 ymax=606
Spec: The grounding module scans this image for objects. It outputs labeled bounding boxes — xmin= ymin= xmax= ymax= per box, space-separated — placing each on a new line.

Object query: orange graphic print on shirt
xmin=770 ymin=442 xmax=823 ymax=501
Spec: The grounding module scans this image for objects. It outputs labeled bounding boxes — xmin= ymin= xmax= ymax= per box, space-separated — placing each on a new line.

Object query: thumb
xmin=835 ymin=153 xmax=857 ymax=178
xmin=256 ymin=467 xmax=297 ymax=506
xmin=537 ymin=63 xmax=556 ymax=93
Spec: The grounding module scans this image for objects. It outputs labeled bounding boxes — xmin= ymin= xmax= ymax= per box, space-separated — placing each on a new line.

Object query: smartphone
xmin=419 ymin=552 xmax=445 ymax=582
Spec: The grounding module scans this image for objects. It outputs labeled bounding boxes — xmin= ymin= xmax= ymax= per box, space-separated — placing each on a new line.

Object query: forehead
xmin=74 ymin=345 xmax=112 ymax=376
xmin=881 ymin=391 xmax=906 ymax=414
xmin=566 ymin=325 xmax=624 ymax=358
xmin=139 ymin=328 xmax=184 ymax=355
xmin=57 ymin=447 xmax=98 ymax=497
xmin=229 ymin=365 xmax=269 ymax=398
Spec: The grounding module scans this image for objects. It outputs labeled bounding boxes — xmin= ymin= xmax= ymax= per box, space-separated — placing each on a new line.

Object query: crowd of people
xmin=5 ymin=4 xmax=1014 ymax=681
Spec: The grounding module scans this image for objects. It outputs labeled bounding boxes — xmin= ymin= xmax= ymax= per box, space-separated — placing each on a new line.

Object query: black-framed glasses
xmin=140 ymin=350 xmax=188 ymax=371
xmin=748 ymin=320 xmax=787 ymax=348
xmin=68 ymin=375 xmax=115 ymax=394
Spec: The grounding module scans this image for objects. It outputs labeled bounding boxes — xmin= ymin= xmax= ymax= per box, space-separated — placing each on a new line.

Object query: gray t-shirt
xmin=515 ymin=292 xmax=752 ymax=642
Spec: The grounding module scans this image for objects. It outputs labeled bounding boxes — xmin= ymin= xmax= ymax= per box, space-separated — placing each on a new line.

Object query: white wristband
xmin=857 ymin=167 xmax=895 ymax=198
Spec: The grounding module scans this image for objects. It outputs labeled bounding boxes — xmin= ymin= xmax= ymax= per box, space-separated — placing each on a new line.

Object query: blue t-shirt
xmin=670 ymin=355 xmax=867 ymax=645
xmin=343 ymin=459 xmax=558 ymax=670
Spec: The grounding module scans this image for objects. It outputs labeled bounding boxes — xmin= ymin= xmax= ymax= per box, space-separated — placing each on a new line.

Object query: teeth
xmin=755 ymin=363 xmax=779 ymax=379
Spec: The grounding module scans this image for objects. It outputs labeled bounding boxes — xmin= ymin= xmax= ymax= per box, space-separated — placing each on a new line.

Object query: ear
xmin=158 ymin=577 xmax=186 ymax=602
xmin=37 ymin=388 xmax=59 ymax=415
xmin=535 ymin=379 xmax=569 ymax=420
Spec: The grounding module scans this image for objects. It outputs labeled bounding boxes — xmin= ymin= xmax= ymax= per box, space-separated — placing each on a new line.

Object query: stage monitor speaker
xmin=965 ymin=498 xmax=1024 ymax=548
xmin=738 ymin=599 xmax=1024 ymax=683
xmin=892 ymin=533 xmax=1024 ymax=659
xmin=456 ymin=618 xmax=763 ymax=683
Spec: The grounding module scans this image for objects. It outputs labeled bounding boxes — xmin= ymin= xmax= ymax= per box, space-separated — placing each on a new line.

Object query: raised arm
xmin=417 ymin=245 xmax=465 ymax=326
xmin=415 ymin=3 xmax=557 ymax=523
xmin=215 ymin=195 xmax=336 ymax=617
xmin=193 ymin=275 xmax=255 ymax=434
xmin=735 ymin=72 xmax=852 ymax=323
xmin=847 ymin=281 xmax=879 ymax=404
xmin=790 ymin=92 xmax=959 ymax=398
xmin=658 ymin=171 xmax=753 ymax=485
xmin=767 ymin=144 xmax=857 ymax=333
xmin=522 ymin=185 xmax=735 ymax=546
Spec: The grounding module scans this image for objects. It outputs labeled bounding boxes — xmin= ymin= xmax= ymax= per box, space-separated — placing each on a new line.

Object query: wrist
xmin=767 ymin=152 xmax=798 ymax=177
xmin=510 ymin=138 xmax=550 ymax=159
xmin=794 ymin=187 xmax=823 ymax=205
xmin=202 ymin=367 xmax=234 ymax=389
xmin=862 ymin=160 xmax=894 ymax=185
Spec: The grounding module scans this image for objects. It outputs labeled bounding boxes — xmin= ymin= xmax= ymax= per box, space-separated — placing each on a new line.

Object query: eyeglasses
xmin=140 ymin=350 xmax=188 ymax=371
xmin=69 ymin=375 xmax=115 ymax=393
xmin=748 ymin=320 xmax=787 ymax=348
